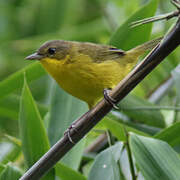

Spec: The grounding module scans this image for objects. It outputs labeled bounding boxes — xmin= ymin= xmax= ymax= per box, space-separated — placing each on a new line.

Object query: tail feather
xmin=126 ymin=37 xmax=163 ymax=57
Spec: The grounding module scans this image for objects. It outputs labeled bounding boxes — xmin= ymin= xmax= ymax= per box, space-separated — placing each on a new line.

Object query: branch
xmin=20 ymin=18 xmax=180 ymax=180
xmin=120 ymin=106 xmax=180 ymax=111
xmin=131 ymin=0 xmax=180 ymax=27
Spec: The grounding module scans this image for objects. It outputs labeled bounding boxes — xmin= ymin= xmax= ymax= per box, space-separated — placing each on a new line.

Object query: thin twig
xmin=130 ymin=0 xmax=180 ymax=27
xmin=119 ymin=105 xmax=180 ymax=111
xmin=20 ymin=17 xmax=180 ymax=180
xmin=131 ymin=11 xmax=179 ymax=27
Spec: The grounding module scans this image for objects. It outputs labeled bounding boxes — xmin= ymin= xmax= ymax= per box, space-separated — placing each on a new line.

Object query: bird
xmin=26 ymin=38 xmax=162 ymax=109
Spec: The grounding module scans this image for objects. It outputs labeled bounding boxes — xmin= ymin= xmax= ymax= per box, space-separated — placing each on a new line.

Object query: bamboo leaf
xmin=130 ymin=133 xmax=180 ymax=180
xmin=155 ymin=122 xmax=180 ymax=147
xmin=0 ymin=141 xmax=20 ymax=164
xmin=48 ymin=82 xmax=87 ymax=170
xmin=110 ymin=0 xmax=158 ymax=49
xmin=19 ymin=76 xmax=54 ymax=180
xmin=0 ymin=62 xmax=46 ymax=99
xmin=118 ymin=94 xmax=165 ymax=128
xmin=0 ymin=164 xmax=5 ymax=175
xmin=98 ymin=117 xmax=148 ymax=141
xmin=88 ymin=142 xmax=123 ymax=180
xmin=0 ymin=163 xmax=22 ymax=180
xmin=0 ymin=94 xmax=48 ymax=120
xmin=56 ymin=162 xmax=86 ymax=180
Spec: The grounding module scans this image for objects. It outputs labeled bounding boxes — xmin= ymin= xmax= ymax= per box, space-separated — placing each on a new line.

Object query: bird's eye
xmin=48 ymin=48 xmax=56 ymax=55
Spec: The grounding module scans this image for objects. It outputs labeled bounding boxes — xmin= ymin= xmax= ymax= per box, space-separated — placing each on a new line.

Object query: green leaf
xmin=82 ymin=161 xmax=93 ymax=178
xmin=130 ymin=133 xmax=180 ymax=180
xmin=171 ymin=65 xmax=180 ymax=122
xmin=0 ymin=62 xmax=46 ymax=99
xmin=61 ymin=138 xmax=86 ymax=170
xmin=109 ymin=111 xmax=160 ymax=135
xmin=98 ymin=117 xmax=148 ymax=141
xmin=172 ymin=65 xmax=180 ymax=101
xmin=0 ymin=164 xmax=5 ymax=174
xmin=56 ymin=162 xmax=86 ymax=180
xmin=48 ymin=82 xmax=87 ymax=170
xmin=0 ymin=163 xmax=22 ymax=180
xmin=3 ymin=135 xmax=21 ymax=147
xmin=109 ymin=0 xmax=158 ymax=49
xmin=19 ymin=76 xmax=54 ymax=180
xmin=155 ymin=122 xmax=180 ymax=147
xmin=0 ymin=141 xmax=20 ymax=164
xmin=0 ymin=106 xmax=18 ymax=121
xmin=118 ymin=94 xmax=165 ymax=128
xmin=0 ymin=94 xmax=48 ymax=120
xmin=88 ymin=142 xmax=123 ymax=180
xmin=33 ymin=0 xmax=67 ymax=35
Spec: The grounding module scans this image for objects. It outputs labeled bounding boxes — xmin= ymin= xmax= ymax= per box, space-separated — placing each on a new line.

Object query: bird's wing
xmin=92 ymin=46 xmax=125 ymax=63
xmin=77 ymin=42 xmax=125 ymax=63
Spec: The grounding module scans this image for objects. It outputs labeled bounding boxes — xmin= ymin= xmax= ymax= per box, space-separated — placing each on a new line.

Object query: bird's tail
xmin=126 ymin=37 xmax=163 ymax=57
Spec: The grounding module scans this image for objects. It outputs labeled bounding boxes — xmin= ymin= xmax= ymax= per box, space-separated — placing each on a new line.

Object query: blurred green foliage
xmin=0 ymin=0 xmax=180 ymax=179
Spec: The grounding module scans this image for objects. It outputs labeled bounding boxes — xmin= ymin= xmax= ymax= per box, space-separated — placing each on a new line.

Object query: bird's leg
xmin=64 ymin=111 xmax=90 ymax=144
xmin=103 ymin=88 xmax=119 ymax=109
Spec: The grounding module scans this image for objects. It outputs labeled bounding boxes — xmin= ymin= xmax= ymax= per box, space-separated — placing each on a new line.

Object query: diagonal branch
xmin=20 ymin=17 xmax=180 ymax=180
xmin=131 ymin=0 xmax=180 ymax=27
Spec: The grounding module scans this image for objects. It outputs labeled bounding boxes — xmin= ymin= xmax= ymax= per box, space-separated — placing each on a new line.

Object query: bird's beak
xmin=25 ymin=52 xmax=43 ymax=60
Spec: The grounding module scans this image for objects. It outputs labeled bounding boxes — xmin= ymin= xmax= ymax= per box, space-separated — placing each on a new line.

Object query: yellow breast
xmin=40 ymin=54 xmax=137 ymax=108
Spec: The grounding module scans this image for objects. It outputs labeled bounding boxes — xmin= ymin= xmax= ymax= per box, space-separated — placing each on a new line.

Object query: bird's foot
xmin=64 ymin=123 xmax=78 ymax=144
xmin=103 ymin=88 xmax=119 ymax=109
xmin=64 ymin=111 xmax=90 ymax=144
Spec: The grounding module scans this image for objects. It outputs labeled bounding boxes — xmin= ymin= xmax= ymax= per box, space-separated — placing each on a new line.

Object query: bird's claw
xmin=103 ymin=88 xmax=119 ymax=109
xmin=64 ymin=124 xmax=78 ymax=144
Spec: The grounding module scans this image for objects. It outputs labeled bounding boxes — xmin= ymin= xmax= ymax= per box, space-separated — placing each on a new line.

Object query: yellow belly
xmin=40 ymin=56 xmax=136 ymax=108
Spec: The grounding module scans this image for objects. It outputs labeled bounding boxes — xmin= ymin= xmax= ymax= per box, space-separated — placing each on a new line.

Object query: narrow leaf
xmin=98 ymin=117 xmax=147 ymax=141
xmin=0 ymin=62 xmax=46 ymax=99
xmin=56 ymin=162 xmax=86 ymax=180
xmin=130 ymin=134 xmax=180 ymax=180
xmin=0 ymin=164 xmax=5 ymax=174
xmin=172 ymin=64 xmax=180 ymax=101
xmin=0 ymin=94 xmax=48 ymax=120
xmin=0 ymin=141 xmax=20 ymax=164
xmin=118 ymin=94 xmax=165 ymax=128
xmin=110 ymin=0 xmax=158 ymax=49
xmin=19 ymin=76 xmax=54 ymax=180
xmin=155 ymin=122 xmax=180 ymax=147
xmin=48 ymin=82 xmax=87 ymax=170
xmin=0 ymin=163 xmax=22 ymax=180
xmin=88 ymin=142 xmax=123 ymax=180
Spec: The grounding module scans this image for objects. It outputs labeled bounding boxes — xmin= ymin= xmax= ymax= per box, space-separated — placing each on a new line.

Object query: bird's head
xmin=26 ymin=40 xmax=70 ymax=61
